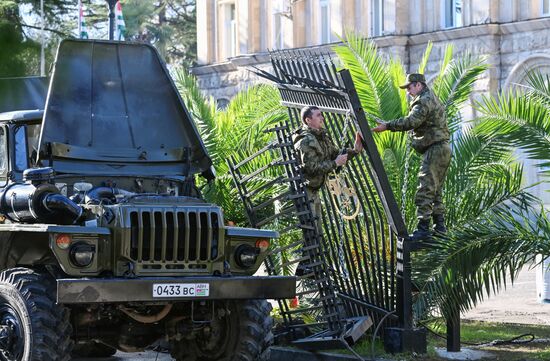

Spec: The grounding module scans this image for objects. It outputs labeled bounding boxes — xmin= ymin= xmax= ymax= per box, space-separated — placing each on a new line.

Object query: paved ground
xmin=462 ymin=265 xmax=550 ymax=325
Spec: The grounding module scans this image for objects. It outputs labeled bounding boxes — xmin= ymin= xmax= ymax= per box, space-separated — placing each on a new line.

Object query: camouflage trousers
xmin=415 ymin=141 xmax=451 ymax=221
xmin=305 ymin=187 xmax=323 ymax=234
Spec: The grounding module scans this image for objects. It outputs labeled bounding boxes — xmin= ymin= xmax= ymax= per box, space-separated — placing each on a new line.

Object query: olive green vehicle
xmin=0 ymin=40 xmax=295 ymax=361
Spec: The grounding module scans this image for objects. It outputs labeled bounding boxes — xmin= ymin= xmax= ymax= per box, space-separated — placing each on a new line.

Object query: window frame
xmin=14 ymin=125 xmax=29 ymax=172
xmin=371 ymin=0 xmax=384 ymax=37
xmin=0 ymin=126 xmax=8 ymax=182
xmin=442 ymin=0 xmax=463 ymax=29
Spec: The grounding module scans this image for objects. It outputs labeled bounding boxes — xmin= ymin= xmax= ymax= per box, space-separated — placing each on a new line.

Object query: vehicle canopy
xmin=37 ymin=39 xmax=213 ymax=179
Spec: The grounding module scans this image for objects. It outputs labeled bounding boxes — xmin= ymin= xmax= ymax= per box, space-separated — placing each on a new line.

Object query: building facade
xmin=192 ymin=0 xmax=550 ymax=202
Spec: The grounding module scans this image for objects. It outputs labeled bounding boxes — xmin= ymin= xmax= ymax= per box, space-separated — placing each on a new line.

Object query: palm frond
xmin=475 ymin=91 xmax=550 ymax=171
xmin=173 ymin=68 xmax=219 ymax=163
xmin=414 ymin=197 xmax=550 ymax=319
xmin=388 ymin=57 xmax=408 ymax=115
xmin=447 ymin=163 xmax=525 ymax=224
xmin=333 ymin=32 xmax=403 ymax=120
xmin=436 ymin=44 xmax=454 ymax=84
xmin=214 ymin=84 xmax=287 ymax=174
xmin=433 ymin=53 xmax=489 ymax=132
xmin=520 ymin=71 xmax=550 ymax=108
xmin=417 ymin=41 xmax=433 ymax=74
xmin=450 ymin=130 xmax=513 ymax=178
xmin=445 ymin=124 xmax=523 ymax=224
xmin=175 ymin=72 xmax=288 ymax=225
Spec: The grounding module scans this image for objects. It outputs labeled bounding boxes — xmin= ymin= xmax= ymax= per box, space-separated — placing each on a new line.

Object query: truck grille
xmin=129 ymin=210 xmax=221 ymax=262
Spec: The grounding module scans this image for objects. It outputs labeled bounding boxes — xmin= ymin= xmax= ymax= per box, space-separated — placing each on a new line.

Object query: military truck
xmin=0 ymin=40 xmax=295 ymax=361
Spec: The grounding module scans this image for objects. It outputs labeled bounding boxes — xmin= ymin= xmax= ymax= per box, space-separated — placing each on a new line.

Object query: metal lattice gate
xmin=227 ymin=50 xmax=425 ymax=352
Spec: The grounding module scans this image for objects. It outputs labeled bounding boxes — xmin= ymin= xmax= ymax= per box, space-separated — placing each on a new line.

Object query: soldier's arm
xmin=328 ymin=138 xmax=341 ymax=160
xmin=386 ymin=102 xmax=427 ymax=131
xmin=297 ymin=139 xmax=337 ymax=176
xmin=328 ymin=136 xmax=359 ymax=161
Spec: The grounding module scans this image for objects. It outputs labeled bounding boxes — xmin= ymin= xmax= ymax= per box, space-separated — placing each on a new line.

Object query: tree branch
xmin=19 ymin=21 xmax=71 ymax=38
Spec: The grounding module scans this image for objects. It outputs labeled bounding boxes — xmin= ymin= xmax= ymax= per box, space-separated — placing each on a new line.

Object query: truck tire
xmin=171 ymin=300 xmax=273 ymax=361
xmin=0 ymin=267 xmax=73 ymax=361
xmin=72 ymin=341 xmax=118 ymax=357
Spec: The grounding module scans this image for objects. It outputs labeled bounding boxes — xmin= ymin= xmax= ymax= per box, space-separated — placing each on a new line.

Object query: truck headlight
xmin=235 ymin=244 xmax=259 ymax=269
xmin=69 ymin=242 xmax=96 ymax=267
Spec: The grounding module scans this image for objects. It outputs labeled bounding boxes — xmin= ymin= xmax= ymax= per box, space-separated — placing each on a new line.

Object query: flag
xmin=78 ymin=0 xmax=89 ymax=39
xmin=115 ymin=1 xmax=126 ymax=41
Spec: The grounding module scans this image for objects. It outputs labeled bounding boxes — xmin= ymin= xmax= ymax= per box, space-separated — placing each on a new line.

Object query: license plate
xmin=152 ymin=283 xmax=210 ymax=298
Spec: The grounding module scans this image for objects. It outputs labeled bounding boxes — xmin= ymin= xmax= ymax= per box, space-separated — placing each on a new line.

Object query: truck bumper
xmin=57 ymin=276 xmax=296 ymax=304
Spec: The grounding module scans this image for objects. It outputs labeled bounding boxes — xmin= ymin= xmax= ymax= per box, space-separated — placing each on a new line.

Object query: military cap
xmin=399 ymin=73 xmax=426 ymax=89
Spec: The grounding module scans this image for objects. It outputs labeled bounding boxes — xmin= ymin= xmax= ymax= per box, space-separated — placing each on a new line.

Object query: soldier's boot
xmin=409 ymin=219 xmax=432 ymax=242
xmin=433 ymin=214 xmax=447 ymax=234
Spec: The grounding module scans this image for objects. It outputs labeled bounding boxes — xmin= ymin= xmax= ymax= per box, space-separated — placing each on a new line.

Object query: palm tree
xmin=334 ymin=32 xmax=550 ymax=320
xmin=475 ymin=72 xmax=550 ymax=175
xmin=174 ymin=68 xmax=288 ymax=224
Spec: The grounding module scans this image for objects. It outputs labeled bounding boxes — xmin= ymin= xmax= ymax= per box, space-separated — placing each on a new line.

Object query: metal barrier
xmin=228 ymin=49 xmax=426 ymax=353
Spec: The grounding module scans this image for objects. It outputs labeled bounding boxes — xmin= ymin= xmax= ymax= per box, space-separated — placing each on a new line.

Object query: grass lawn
xmin=324 ymin=319 xmax=550 ymax=360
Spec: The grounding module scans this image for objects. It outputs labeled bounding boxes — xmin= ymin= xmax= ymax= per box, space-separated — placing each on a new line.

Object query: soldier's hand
xmin=371 ymin=119 xmax=387 ymax=133
xmin=335 ymin=154 xmax=348 ymax=166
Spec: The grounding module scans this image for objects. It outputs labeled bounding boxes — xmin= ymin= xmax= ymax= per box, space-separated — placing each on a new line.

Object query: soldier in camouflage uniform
xmin=292 ymin=106 xmax=363 ymax=233
xmin=371 ymin=73 xmax=451 ymax=241
xmin=292 ymin=106 xmax=363 ymax=275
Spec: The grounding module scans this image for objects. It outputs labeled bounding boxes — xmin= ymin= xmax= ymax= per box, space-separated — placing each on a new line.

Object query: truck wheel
xmin=72 ymin=341 xmax=117 ymax=357
xmin=0 ymin=267 xmax=73 ymax=361
xmin=171 ymin=300 xmax=273 ymax=361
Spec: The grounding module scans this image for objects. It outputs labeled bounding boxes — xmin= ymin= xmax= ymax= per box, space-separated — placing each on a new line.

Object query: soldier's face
xmin=406 ymin=82 xmax=422 ymax=97
xmin=306 ymin=109 xmax=324 ymax=130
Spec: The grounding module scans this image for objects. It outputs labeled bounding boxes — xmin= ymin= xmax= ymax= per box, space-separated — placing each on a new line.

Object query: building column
xmin=293 ymin=0 xmax=307 ymax=47
xmin=237 ymin=0 xmax=249 ymax=55
xmin=332 ymin=0 xmax=343 ymax=41
xmin=197 ymin=0 xmax=216 ymax=64
xmin=248 ymin=0 xmax=262 ymax=53
xmin=488 ymin=0 xmax=500 ymax=22
xmin=259 ymin=0 xmax=267 ymax=51
xmin=394 ymin=0 xmax=410 ymax=35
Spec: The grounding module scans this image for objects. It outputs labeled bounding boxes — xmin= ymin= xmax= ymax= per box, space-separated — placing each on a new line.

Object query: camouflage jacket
xmin=386 ymin=87 xmax=449 ymax=153
xmin=292 ymin=126 xmax=357 ymax=190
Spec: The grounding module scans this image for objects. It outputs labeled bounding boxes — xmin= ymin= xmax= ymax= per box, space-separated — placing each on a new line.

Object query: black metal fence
xmin=228 ymin=49 xmax=424 ymax=352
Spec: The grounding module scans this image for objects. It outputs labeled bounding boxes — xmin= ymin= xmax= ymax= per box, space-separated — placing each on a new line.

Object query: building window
xmin=443 ymin=0 xmax=463 ymax=28
xmin=372 ymin=0 xmax=383 ymax=37
xmin=320 ymin=0 xmax=331 ymax=43
xmin=219 ymin=1 xmax=237 ymax=59
xmin=543 ymin=0 xmax=550 ymax=15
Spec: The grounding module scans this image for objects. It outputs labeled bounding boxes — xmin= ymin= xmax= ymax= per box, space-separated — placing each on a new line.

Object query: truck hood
xmin=38 ymin=39 xmax=213 ymax=179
